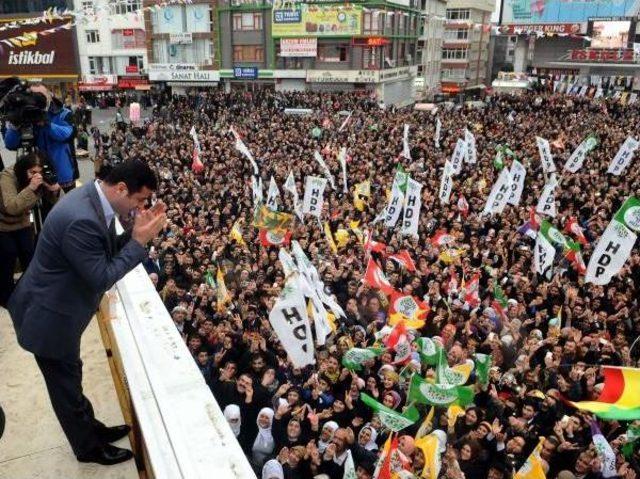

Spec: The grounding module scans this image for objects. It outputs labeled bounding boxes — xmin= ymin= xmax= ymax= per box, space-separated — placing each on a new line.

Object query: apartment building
xmin=75 ymin=0 xmax=150 ymax=92
xmin=415 ymin=0 xmax=447 ymax=98
xmin=440 ymin=0 xmax=493 ymax=95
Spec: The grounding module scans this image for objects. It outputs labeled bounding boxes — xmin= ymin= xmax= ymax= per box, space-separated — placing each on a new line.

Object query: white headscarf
xmin=358 ymin=424 xmax=378 ymax=451
xmin=262 ymin=459 xmax=284 ymax=479
xmin=253 ymin=407 xmax=275 ymax=452
xmin=224 ymin=404 xmax=241 ymax=437
xmin=318 ymin=421 xmax=339 ymax=453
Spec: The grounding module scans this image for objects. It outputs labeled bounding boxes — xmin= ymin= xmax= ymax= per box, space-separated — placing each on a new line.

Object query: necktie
xmin=108 ymin=217 xmax=117 ymax=253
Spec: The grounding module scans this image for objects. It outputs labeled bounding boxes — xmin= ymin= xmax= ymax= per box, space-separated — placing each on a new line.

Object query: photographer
xmin=3 ymin=84 xmax=76 ymax=193
xmin=0 ymin=151 xmax=60 ymax=306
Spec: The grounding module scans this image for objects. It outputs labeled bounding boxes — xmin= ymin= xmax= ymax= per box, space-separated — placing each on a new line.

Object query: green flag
xmin=360 ymin=393 xmax=419 ymax=432
xmin=473 ymin=353 xmax=492 ymax=387
xmin=494 ymin=146 xmax=505 ymax=170
xmin=416 ymin=337 xmax=442 ymax=365
xmin=205 ymin=271 xmax=215 ymax=287
xmin=342 ymin=348 xmax=385 ymax=371
xmin=394 ymin=164 xmax=409 ymax=194
xmin=493 ymin=283 xmax=508 ymax=309
xmin=614 ymin=196 xmax=640 ymax=234
xmin=541 ymin=219 xmax=570 ymax=251
xmin=408 ymin=375 xmax=474 ymax=407
xmin=622 ymin=424 xmax=640 ymax=459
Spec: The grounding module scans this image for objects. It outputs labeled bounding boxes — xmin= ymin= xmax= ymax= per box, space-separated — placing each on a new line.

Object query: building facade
xmin=74 ymin=0 xmax=150 ymax=94
xmin=144 ymin=0 xmax=423 ymax=106
xmin=0 ymin=0 xmax=79 ymax=98
xmin=415 ymin=0 xmax=446 ymax=98
xmin=440 ymin=0 xmax=493 ymax=96
xmin=498 ymin=0 xmax=640 ymax=97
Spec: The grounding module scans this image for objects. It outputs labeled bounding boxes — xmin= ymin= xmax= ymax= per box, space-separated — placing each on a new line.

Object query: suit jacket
xmin=8 ymin=182 xmax=147 ymax=360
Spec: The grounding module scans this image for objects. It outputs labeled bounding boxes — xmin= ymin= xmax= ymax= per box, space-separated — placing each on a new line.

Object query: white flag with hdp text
xmin=465 ymin=129 xmax=477 ymax=164
xmin=266 ymin=176 xmax=280 ymax=211
xmin=536 ymin=136 xmax=556 ymax=173
xmin=302 ymin=176 xmax=327 ymax=218
xmin=401 ymin=177 xmax=422 ymax=237
xmin=450 ymin=139 xmax=467 ymax=175
xmin=608 ymin=136 xmax=639 ymax=176
xmin=482 ymin=167 xmax=512 ymax=216
xmin=508 ymin=159 xmax=526 ymax=206
xmin=439 ymin=160 xmax=455 ymax=205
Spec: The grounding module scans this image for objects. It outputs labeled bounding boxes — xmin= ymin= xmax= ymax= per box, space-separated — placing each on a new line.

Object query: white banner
xmin=434 ymin=117 xmax=441 ymax=149
xmin=269 ymin=280 xmax=315 ymax=368
xmin=313 ymin=151 xmax=336 ymax=189
xmin=507 ymin=159 xmax=526 ymax=206
xmin=465 ymin=129 xmax=477 ymax=164
xmin=302 ymin=176 xmax=327 ymax=218
xmin=284 ymin=171 xmax=303 ymax=222
xmin=439 ymin=160 xmax=455 ymax=205
xmin=338 ymin=147 xmax=348 ymax=194
xmin=402 ymin=123 xmax=411 ymax=160
xmin=536 ymin=136 xmax=556 ymax=173
xmin=534 ymin=230 xmax=556 ymax=280
xmin=384 ymin=182 xmax=405 ymax=228
xmin=266 ymin=176 xmax=280 ymax=211
xmin=608 ymin=136 xmax=639 ymax=176
xmin=279 ymin=38 xmax=318 ymax=57
xmin=450 ymin=139 xmax=467 ymax=175
xmin=230 ymin=127 xmax=259 ymax=175
xmin=401 ymin=177 xmax=422 ymax=237
xmin=482 ymin=167 xmax=512 ymax=216
xmin=564 ymin=135 xmax=598 ymax=173
xmin=536 ymin=181 xmax=557 ymax=218
xmin=585 ymin=220 xmax=637 ymax=285
xmin=251 ymin=175 xmax=263 ymax=207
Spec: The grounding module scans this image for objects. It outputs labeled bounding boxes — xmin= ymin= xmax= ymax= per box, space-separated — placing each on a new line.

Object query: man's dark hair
xmin=103 ymin=159 xmax=157 ymax=193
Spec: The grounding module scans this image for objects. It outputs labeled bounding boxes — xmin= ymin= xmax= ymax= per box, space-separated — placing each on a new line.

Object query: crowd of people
xmin=94 ymin=89 xmax=640 ymax=479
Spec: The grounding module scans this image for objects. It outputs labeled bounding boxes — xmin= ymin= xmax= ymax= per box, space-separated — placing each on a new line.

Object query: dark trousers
xmin=0 ymin=227 xmax=35 ymax=307
xmin=35 ymin=355 xmax=105 ymax=457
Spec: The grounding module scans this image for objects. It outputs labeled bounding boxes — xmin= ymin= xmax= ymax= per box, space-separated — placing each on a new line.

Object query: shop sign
xmin=233 ymin=67 xmax=258 ymax=79
xmin=567 ymin=48 xmax=635 ymax=63
xmin=280 ymin=38 xmax=317 ymax=57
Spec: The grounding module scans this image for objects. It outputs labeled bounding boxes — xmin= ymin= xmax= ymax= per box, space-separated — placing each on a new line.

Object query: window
xmin=88 ymin=56 xmax=112 ymax=74
xmin=232 ymin=12 xmax=263 ymax=31
xmin=88 ymin=56 xmax=97 ymax=75
xmin=112 ymin=29 xmax=145 ymax=49
xmin=153 ymin=39 xmax=211 ymax=63
xmin=86 ymin=30 xmax=100 ymax=43
xmin=112 ymin=0 xmax=141 ymax=15
xmin=81 ymin=0 xmax=93 ymax=11
xmin=317 ymin=44 xmax=348 ymax=63
xmin=442 ymin=48 xmax=467 ymax=60
xmin=363 ymin=11 xmax=383 ymax=34
xmin=363 ymin=47 xmax=379 ymax=69
xmin=446 ymin=9 xmax=470 ymax=21
xmin=444 ymin=29 xmax=469 ymax=40
xmin=442 ymin=68 xmax=466 ymax=80
xmin=233 ymin=45 xmax=264 ymax=62
xmin=384 ymin=12 xmax=394 ymax=33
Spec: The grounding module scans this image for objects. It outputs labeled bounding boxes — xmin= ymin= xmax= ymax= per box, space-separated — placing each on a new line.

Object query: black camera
xmin=42 ymin=162 xmax=57 ymax=185
xmin=0 ymin=77 xmax=47 ymax=129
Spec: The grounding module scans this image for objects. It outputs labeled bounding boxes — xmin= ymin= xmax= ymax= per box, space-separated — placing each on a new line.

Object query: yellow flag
xmin=353 ymin=180 xmax=371 ymax=211
xmin=229 ymin=220 xmax=246 ymax=247
xmin=216 ymin=268 xmax=231 ymax=313
xmin=439 ymin=248 xmax=465 ymax=265
xmin=447 ymin=404 xmax=465 ymax=430
xmin=514 ymin=438 xmax=546 ymax=479
xmin=415 ymin=406 xmax=435 ymax=439
xmin=415 ymin=433 xmax=441 ymax=479
xmin=324 ymin=222 xmax=338 ymax=254
xmin=349 ymin=220 xmax=364 ymax=244
xmin=389 ymin=312 xmax=425 ymax=331
xmin=334 ymin=229 xmax=350 ymax=249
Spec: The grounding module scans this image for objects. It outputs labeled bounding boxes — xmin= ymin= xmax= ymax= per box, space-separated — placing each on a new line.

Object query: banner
xmin=438 ymin=161 xmax=455 ymax=205
xmin=536 ymin=136 xmax=556 ymax=173
xmin=338 ymin=147 xmax=348 ymax=194
xmin=284 ymin=171 xmax=303 ymax=221
xmin=384 ymin=181 xmax=405 ymax=228
xmin=279 ymin=37 xmax=317 ymax=57
xmin=586 ymin=197 xmax=640 ymax=285
xmin=536 ymin=180 xmax=557 ymax=217
xmin=450 ymin=139 xmax=467 ymax=175
xmin=434 ymin=117 xmax=441 ymax=149
xmin=564 ymin=134 xmax=599 ymax=173
xmin=534 ymin=229 xmax=556 ymax=280
xmin=313 ymin=151 xmax=336 ymax=189
xmin=272 ymin=3 xmax=363 ymax=38
xmin=302 ymin=176 xmax=327 ymax=218
xmin=251 ymin=175 xmax=263 ymax=207
xmin=482 ymin=168 xmax=512 ymax=216
xmin=230 ymin=127 xmax=259 ymax=175
xmin=508 ymin=159 xmax=526 ymax=206
xmin=402 ymin=123 xmax=411 ymax=160
xmin=266 ymin=176 xmax=280 ymax=211
xmin=608 ymin=136 xmax=639 ymax=175
xmin=269 ymin=279 xmax=315 ymax=368
xmin=464 ymin=129 xmax=477 ymax=164
xmin=253 ymin=205 xmax=294 ymax=234
xmin=401 ymin=177 xmax=422 ymax=237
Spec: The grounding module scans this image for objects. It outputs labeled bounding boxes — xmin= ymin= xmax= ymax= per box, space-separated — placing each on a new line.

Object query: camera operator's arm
xmin=3 ymin=123 xmax=21 ymax=151
xmin=0 ymin=168 xmax=41 ymax=215
xmin=44 ymin=118 xmax=73 ymax=143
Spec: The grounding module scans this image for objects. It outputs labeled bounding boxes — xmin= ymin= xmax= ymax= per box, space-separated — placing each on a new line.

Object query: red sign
xmin=352 ymin=37 xmax=391 ymax=47
xmin=78 ymin=84 xmax=113 ymax=91
xmin=122 ymin=29 xmax=134 ymax=36
xmin=568 ymin=48 xmax=635 ymax=63
xmin=500 ymin=23 xmax=582 ymax=35
xmin=118 ymin=76 xmax=149 ymax=89
xmin=125 ymin=65 xmax=139 ymax=74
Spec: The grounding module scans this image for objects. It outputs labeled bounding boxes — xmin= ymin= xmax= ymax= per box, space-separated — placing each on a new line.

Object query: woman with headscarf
xmin=224 ymin=404 xmax=242 ymax=438
xmin=456 ymin=439 xmax=487 ymax=479
xmin=262 ymin=459 xmax=284 ymax=479
xmin=357 ymin=424 xmax=378 ymax=451
xmin=317 ymin=421 xmax=338 ymax=454
xmin=251 ymin=407 xmax=275 ymax=471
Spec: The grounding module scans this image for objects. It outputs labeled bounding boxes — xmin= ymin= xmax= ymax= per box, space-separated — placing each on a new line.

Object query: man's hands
xmin=133 ymin=201 xmax=167 ymax=246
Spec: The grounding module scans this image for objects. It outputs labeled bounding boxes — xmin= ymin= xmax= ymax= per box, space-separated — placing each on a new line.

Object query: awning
xmin=465 ymin=84 xmax=487 ymax=91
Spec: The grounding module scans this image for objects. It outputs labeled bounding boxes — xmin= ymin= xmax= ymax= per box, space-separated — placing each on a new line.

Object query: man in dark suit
xmin=8 ymin=160 xmax=166 ymax=465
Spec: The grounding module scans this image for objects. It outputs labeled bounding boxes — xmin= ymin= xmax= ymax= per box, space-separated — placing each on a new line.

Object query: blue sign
xmin=502 ymin=0 xmax=640 ymax=24
xmin=233 ymin=67 xmax=259 ymax=80
xmin=274 ymin=9 xmax=302 ymax=23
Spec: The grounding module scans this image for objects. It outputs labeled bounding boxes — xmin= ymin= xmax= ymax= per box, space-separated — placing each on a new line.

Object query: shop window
xmin=86 ymin=30 xmax=100 ymax=44
xmin=233 ymin=45 xmax=264 ymax=62
xmin=318 ymin=44 xmax=348 ymax=63
xmin=232 ymin=12 xmax=263 ymax=31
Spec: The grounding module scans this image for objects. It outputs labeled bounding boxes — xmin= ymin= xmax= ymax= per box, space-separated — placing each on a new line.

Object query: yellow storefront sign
xmin=272 ymin=3 xmax=362 ymax=38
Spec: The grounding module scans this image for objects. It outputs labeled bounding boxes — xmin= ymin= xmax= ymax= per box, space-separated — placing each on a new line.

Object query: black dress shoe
xmin=77 ymin=444 xmax=133 ymax=465
xmin=96 ymin=424 xmax=131 ymax=443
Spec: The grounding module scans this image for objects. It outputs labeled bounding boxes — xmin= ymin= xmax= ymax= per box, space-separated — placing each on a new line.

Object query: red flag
xmin=386 ymin=250 xmax=416 ymax=272
xmin=430 ymin=229 xmax=454 ymax=247
xmin=259 ymin=229 xmax=292 ymax=247
xmin=457 ymin=194 xmax=469 ymax=218
xmin=389 ymin=290 xmax=430 ymax=319
xmin=529 ymin=208 xmax=541 ymax=231
xmin=191 ymin=148 xmax=204 ymax=173
xmin=363 ymin=257 xmax=394 ymax=295
xmin=383 ymin=320 xmax=407 ymax=350
xmin=376 ymin=435 xmax=398 ymax=479
xmin=445 ymin=266 xmax=459 ymax=295
xmin=462 ymin=273 xmax=481 ymax=308
xmin=564 ymin=217 xmax=588 ymax=245
xmin=364 ymin=232 xmax=388 ymax=254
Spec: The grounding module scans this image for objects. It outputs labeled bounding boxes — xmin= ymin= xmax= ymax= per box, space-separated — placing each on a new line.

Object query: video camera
xmin=0 ymin=76 xmax=48 ymax=151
